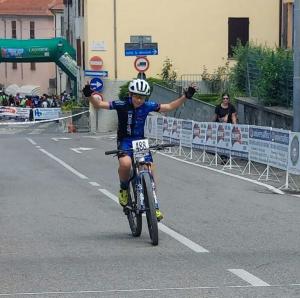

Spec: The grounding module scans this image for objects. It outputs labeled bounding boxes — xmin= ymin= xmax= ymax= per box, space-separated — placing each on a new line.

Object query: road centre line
xmin=98 ymin=188 xmax=209 ymax=253
xmin=38 ymin=148 xmax=88 ymax=180
xmin=228 ymin=269 xmax=270 ymax=287
xmin=89 ymin=181 xmax=100 ymax=187
xmin=26 ymin=137 xmax=37 ymax=145
xmin=159 ymin=153 xmax=284 ymax=195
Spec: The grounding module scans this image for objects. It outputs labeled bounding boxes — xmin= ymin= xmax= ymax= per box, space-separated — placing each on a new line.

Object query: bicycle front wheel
xmin=127 ymin=180 xmax=142 ymax=237
xmin=142 ymin=174 xmax=158 ymax=246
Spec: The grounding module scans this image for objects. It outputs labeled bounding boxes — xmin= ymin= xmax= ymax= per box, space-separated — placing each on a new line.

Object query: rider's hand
xmin=82 ymin=84 xmax=94 ymax=97
xmin=184 ymin=85 xmax=197 ymax=99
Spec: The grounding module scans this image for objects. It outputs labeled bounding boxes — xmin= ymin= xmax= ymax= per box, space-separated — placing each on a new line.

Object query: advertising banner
xmin=0 ymin=106 xmax=30 ymax=121
xmin=145 ymin=115 xmax=157 ymax=139
xmin=248 ymin=126 xmax=271 ymax=164
xmin=33 ymin=108 xmax=61 ymax=120
xmin=216 ymin=123 xmax=232 ymax=156
xmin=156 ymin=117 xmax=163 ymax=141
xmin=288 ymin=132 xmax=300 ymax=175
xmin=205 ymin=122 xmax=217 ymax=153
xmin=192 ymin=121 xmax=206 ymax=150
xmin=181 ymin=120 xmax=193 ymax=148
xmin=269 ymin=128 xmax=290 ymax=170
xmin=231 ymin=124 xmax=249 ymax=159
xmin=170 ymin=118 xmax=181 ymax=145
xmin=162 ymin=117 xmax=172 ymax=143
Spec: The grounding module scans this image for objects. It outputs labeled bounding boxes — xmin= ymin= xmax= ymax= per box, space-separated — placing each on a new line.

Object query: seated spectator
xmin=212 ymin=93 xmax=237 ymax=124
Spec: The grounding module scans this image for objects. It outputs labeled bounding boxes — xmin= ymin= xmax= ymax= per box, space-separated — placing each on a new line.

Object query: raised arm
xmin=159 ymin=86 xmax=196 ymax=113
xmin=82 ymin=84 xmax=110 ymax=109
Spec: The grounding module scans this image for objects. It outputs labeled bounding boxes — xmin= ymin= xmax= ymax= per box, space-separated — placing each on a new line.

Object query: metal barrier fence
xmin=145 ymin=114 xmax=300 ymax=191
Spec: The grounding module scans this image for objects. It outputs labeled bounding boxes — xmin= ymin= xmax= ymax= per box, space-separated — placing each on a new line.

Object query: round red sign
xmin=89 ymin=56 xmax=103 ymax=71
xmin=134 ymin=56 xmax=149 ymax=72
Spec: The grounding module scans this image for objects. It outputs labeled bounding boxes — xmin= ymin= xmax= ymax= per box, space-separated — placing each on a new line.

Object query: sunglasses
xmin=223 ymin=97 xmax=229 ymax=100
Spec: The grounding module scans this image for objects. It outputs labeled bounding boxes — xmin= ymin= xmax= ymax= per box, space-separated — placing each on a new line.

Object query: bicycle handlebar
xmin=105 ymin=143 xmax=176 ymax=155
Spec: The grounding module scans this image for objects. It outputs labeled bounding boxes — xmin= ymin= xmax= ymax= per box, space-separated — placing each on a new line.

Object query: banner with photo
xmin=192 ymin=121 xmax=206 ymax=150
xmin=248 ymin=126 xmax=271 ymax=164
xmin=205 ymin=122 xmax=217 ymax=153
xmin=170 ymin=118 xmax=181 ymax=145
xmin=216 ymin=123 xmax=232 ymax=156
xmin=269 ymin=128 xmax=290 ymax=170
xmin=181 ymin=119 xmax=193 ymax=148
xmin=162 ymin=117 xmax=172 ymax=143
xmin=156 ymin=116 xmax=163 ymax=142
xmin=288 ymin=132 xmax=300 ymax=175
xmin=145 ymin=115 xmax=157 ymax=139
xmin=231 ymin=124 xmax=249 ymax=159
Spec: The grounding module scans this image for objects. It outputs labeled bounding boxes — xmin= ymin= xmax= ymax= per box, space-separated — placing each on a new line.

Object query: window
xmin=12 ymin=62 xmax=17 ymax=69
xmin=281 ymin=2 xmax=294 ymax=48
xmin=228 ymin=18 xmax=249 ymax=57
xmin=31 ymin=62 xmax=36 ymax=71
xmin=82 ymin=41 xmax=85 ymax=70
xmin=61 ymin=16 xmax=64 ymax=36
xmin=78 ymin=0 xmax=81 ymax=16
xmin=11 ymin=20 xmax=16 ymax=38
xmin=30 ymin=21 xmax=35 ymax=39
xmin=76 ymin=38 xmax=81 ymax=66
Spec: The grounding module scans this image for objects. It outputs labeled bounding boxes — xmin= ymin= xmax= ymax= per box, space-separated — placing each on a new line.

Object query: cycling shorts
xmin=117 ymin=139 xmax=153 ymax=162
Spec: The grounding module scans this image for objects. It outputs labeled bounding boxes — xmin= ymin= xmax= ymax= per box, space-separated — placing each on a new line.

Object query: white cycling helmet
xmin=128 ymin=79 xmax=151 ymax=96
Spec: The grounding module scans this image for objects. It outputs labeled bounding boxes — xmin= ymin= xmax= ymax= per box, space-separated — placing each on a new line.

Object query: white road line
xmin=228 ymin=269 xmax=270 ymax=287
xmin=158 ymin=223 xmax=209 ymax=253
xmin=89 ymin=182 xmax=100 ymax=187
xmin=159 ymin=153 xmax=285 ymax=195
xmin=26 ymin=137 xmax=37 ymax=145
xmin=98 ymin=188 xmax=209 ymax=253
xmin=38 ymin=148 xmax=88 ymax=180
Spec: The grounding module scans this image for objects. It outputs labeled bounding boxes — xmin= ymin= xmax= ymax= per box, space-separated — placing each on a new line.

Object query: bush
xmin=61 ymin=99 xmax=88 ymax=111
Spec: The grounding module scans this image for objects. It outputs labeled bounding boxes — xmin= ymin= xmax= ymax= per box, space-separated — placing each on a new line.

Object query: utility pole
xmin=293 ymin=0 xmax=300 ymax=131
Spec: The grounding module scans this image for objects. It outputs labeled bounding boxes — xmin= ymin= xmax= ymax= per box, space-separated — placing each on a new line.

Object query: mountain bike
xmin=105 ymin=139 xmax=174 ymax=246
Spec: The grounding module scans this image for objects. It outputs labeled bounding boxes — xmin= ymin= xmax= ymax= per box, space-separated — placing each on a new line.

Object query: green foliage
xmin=229 ymin=42 xmax=293 ymax=107
xmin=159 ymin=57 xmax=177 ymax=85
xmin=61 ymin=99 xmax=87 ymax=111
xmin=201 ymin=60 xmax=230 ymax=94
xmin=194 ymin=93 xmax=219 ymax=105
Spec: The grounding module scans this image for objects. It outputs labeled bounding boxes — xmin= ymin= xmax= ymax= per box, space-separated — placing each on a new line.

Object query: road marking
xmin=26 ymin=138 xmax=37 ymax=145
xmin=38 ymin=148 xmax=88 ymax=180
xmin=159 ymin=153 xmax=284 ymax=195
xmin=52 ymin=137 xmax=72 ymax=142
xmin=228 ymin=269 xmax=270 ymax=287
xmin=98 ymin=188 xmax=209 ymax=252
xmin=158 ymin=223 xmax=209 ymax=253
xmin=89 ymin=182 xmax=100 ymax=187
xmin=71 ymin=147 xmax=94 ymax=154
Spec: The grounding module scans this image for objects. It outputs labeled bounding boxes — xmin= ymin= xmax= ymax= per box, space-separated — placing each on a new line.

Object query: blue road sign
xmin=125 ymin=48 xmax=158 ymax=56
xmin=84 ymin=70 xmax=108 ymax=77
xmin=90 ymin=78 xmax=103 ymax=92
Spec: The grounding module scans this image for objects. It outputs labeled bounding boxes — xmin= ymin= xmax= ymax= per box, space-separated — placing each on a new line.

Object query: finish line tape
xmin=0 ymin=110 xmax=89 ymax=126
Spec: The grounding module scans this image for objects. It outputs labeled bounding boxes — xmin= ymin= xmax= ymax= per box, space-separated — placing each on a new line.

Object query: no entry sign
xmin=134 ymin=56 xmax=149 ymax=72
xmin=89 ymin=56 xmax=103 ymax=71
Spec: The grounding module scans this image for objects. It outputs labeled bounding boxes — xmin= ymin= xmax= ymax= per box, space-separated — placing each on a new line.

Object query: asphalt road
xmin=1 ymin=127 xmax=300 ymax=297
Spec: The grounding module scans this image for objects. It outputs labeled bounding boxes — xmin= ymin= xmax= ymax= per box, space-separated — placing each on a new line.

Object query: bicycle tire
xmin=142 ymin=174 xmax=158 ymax=246
xmin=127 ymin=180 xmax=142 ymax=237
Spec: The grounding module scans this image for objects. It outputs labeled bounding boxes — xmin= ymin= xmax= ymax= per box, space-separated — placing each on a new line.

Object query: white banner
xmin=156 ymin=117 xmax=163 ymax=141
xmin=181 ymin=119 xmax=193 ymax=148
xmin=145 ymin=115 xmax=157 ymax=139
xmin=269 ymin=128 xmax=290 ymax=170
xmin=249 ymin=126 xmax=271 ymax=164
xmin=33 ymin=108 xmax=61 ymax=120
xmin=216 ymin=123 xmax=232 ymax=156
xmin=205 ymin=122 xmax=217 ymax=153
xmin=192 ymin=121 xmax=206 ymax=150
xmin=163 ymin=117 xmax=172 ymax=143
xmin=288 ymin=132 xmax=300 ymax=175
xmin=170 ymin=118 xmax=181 ymax=145
xmin=0 ymin=106 xmax=30 ymax=121
xmin=231 ymin=124 xmax=249 ymax=159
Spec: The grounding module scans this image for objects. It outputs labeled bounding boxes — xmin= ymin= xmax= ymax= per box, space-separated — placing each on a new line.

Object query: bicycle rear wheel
xmin=142 ymin=174 xmax=158 ymax=246
xmin=126 ymin=181 xmax=142 ymax=237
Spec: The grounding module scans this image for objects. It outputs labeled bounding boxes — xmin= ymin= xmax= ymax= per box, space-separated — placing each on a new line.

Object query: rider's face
xmin=131 ymin=93 xmax=146 ymax=107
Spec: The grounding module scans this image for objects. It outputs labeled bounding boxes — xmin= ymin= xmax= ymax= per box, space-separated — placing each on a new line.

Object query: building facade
xmin=0 ymin=0 xmax=63 ymax=95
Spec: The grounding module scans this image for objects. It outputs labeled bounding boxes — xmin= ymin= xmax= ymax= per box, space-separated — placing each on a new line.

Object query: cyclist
xmin=83 ymin=79 xmax=196 ymax=220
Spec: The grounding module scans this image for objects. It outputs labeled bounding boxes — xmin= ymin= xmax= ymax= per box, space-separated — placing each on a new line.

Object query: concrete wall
xmin=150 ymin=84 xmax=216 ymax=122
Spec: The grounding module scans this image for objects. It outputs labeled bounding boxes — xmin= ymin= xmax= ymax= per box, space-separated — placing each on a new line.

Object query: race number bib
xmin=132 ymin=139 xmax=149 ymax=153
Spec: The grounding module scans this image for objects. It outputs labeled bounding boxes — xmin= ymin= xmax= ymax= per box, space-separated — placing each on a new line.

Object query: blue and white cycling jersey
xmin=109 ymin=97 xmax=160 ymax=141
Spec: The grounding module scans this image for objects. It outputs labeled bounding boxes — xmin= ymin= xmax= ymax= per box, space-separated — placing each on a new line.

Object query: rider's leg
xmin=118 ymin=155 xmax=132 ymax=206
